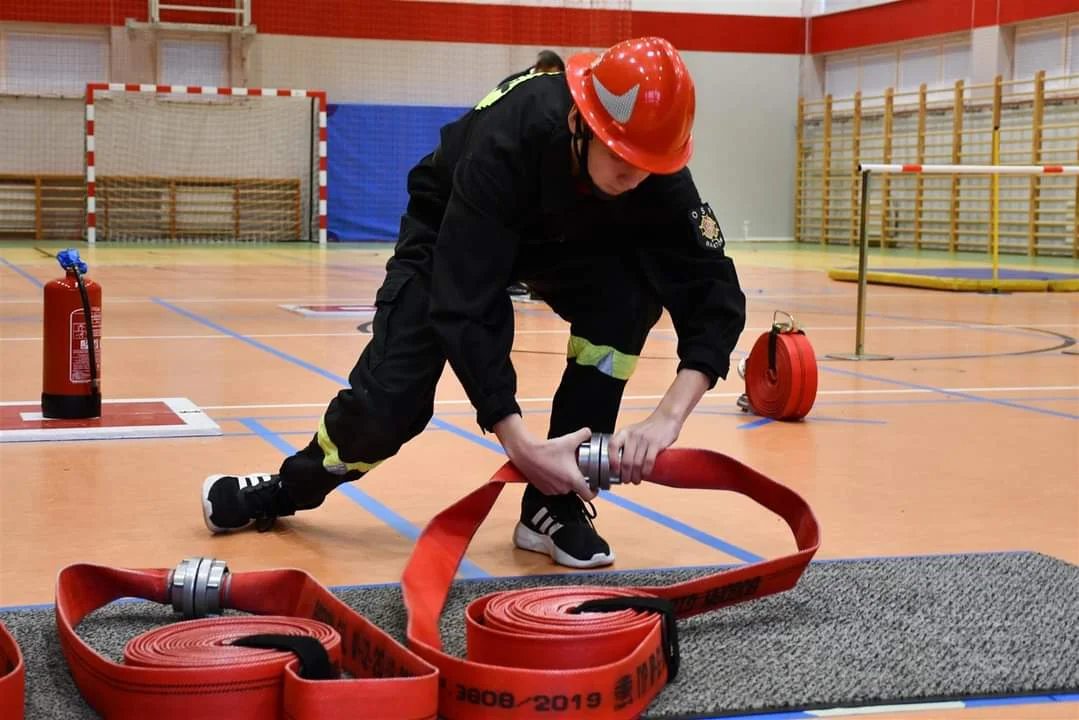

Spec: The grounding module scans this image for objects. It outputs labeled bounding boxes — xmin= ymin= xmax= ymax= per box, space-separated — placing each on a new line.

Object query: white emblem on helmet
xmin=592 ymin=75 xmax=639 ymax=124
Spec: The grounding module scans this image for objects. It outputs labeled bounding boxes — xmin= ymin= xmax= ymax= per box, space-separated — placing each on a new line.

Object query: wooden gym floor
xmin=0 ymin=240 xmax=1076 ymax=719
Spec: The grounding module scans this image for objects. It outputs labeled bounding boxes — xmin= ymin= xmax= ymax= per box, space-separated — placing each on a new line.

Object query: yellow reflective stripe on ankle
xmin=566 ymin=335 xmax=638 ymax=380
xmin=317 ymin=417 xmax=381 ymax=474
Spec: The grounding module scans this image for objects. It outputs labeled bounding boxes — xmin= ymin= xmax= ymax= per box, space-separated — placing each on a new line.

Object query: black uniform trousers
xmin=278 ymin=218 xmax=663 ymax=509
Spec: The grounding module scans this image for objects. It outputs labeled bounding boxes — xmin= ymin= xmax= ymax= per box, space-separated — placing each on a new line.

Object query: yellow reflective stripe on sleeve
xmin=318 ymin=416 xmax=381 ymax=474
xmin=567 ymin=335 xmax=639 ymax=380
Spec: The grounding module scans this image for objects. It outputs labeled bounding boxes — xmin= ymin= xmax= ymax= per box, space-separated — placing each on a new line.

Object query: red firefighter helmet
xmin=566 ymin=36 xmax=695 ymax=175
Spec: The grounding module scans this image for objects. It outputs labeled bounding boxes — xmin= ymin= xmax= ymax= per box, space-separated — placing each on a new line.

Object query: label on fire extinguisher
xmin=69 ymin=307 xmax=102 ymax=383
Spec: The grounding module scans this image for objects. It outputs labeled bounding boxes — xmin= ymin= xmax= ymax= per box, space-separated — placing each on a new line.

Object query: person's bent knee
xmin=320 ymin=396 xmax=433 ymax=472
xmin=566 ymin=293 xmax=661 ymax=382
xmin=566 ymin=336 xmax=642 ymax=381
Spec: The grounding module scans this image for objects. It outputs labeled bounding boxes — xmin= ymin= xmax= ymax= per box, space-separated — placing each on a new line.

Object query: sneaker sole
xmin=512 ymin=522 xmax=614 ymax=569
xmin=201 ymin=474 xmax=253 ymax=534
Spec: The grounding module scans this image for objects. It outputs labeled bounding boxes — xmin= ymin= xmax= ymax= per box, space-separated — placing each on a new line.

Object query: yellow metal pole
xmin=795 ymin=97 xmax=804 ymax=243
xmin=825 ymin=169 xmax=893 ymax=362
xmin=992 ymin=125 xmax=1000 ymax=290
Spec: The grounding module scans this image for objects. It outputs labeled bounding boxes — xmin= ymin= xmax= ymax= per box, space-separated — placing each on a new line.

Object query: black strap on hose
xmin=569 ymin=596 xmax=680 ymax=682
xmin=230 ymin=634 xmax=338 ymax=680
xmin=71 ymin=267 xmax=100 ymax=399
xmin=768 ymin=326 xmax=779 ymax=373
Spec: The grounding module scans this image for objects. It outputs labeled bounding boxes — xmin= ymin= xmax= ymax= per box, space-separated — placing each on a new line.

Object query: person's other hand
xmin=608 ymin=413 xmax=680 ymax=486
xmin=496 ymin=418 xmax=595 ymax=500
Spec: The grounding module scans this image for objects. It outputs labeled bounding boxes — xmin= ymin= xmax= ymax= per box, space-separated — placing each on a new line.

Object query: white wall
xmin=0 ymin=95 xmax=84 ymax=174
xmin=247 ymin=35 xmax=567 ymax=106
xmin=683 ymin=50 xmax=801 ymax=240
xmin=427 ymin=0 xmax=805 ymax=15
xmin=1012 ymin=15 xmax=1079 ymax=91
xmin=820 ymin=33 xmax=973 ymax=104
xmin=245 ymin=33 xmax=802 ymax=240
xmin=803 ymin=0 xmax=901 ymax=16
xmin=0 ymin=5 xmax=810 ymax=243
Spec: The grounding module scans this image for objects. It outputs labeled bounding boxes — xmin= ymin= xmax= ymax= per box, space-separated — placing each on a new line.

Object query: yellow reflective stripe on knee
xmin=317 ymin=417 xmax=381 ymax=474
xmin=566 ymin=335 xmax=638 ymax=380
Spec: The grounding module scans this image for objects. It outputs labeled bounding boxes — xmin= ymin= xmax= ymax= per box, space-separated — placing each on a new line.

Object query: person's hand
xmin=494 ymin=416 xmax=595 ymax=500
xmin=608 ymin=412 xmax=681 ymax=486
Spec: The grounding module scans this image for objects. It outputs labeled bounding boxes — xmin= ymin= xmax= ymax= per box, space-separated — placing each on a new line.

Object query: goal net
xmin=86 ymin=84 xmax=325 ymax=244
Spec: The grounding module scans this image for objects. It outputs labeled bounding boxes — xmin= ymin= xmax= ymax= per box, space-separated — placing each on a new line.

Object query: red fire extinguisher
xmin=42 ymin=248 xmax=102 ymax=419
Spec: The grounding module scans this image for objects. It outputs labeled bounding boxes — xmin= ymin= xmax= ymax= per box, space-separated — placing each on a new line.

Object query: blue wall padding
xmin=327 ymin=103 xmax=467 ymax=242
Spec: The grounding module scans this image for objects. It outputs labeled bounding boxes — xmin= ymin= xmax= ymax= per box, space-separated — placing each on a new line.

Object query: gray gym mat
xmin=2 ymin=551 xmax=1077 ymax=719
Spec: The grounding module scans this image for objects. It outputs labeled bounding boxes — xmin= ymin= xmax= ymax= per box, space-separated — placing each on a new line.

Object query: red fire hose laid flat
xmin=0 ymin=445 xmax=819 ymax=719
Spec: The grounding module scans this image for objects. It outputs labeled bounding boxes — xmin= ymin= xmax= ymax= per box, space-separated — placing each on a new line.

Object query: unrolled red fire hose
xmin=741 ymin=311 xmax=818 ymax=421
xmin=402 ymin=447 xmax=819 ymax=718
xmin=8 ymin=442 xmax=818 ymax=719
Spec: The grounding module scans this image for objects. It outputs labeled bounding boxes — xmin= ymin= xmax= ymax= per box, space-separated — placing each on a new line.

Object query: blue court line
xmin=152 ymin=297 xmax=356 ymax=387
xmin=0 ymin=258 xmax=43 ymax=289
xmin=151 ymin=298 xmax=503 ymax=452
xmin=738 ymin=417 xmax=774 ymax=430
xmin=818 ymin=365 xmax=1078 ymax=421
xmin=782 ymin=300 xmax=1051 ymax=342
xmin=723 ymin=413 xmax=887 ymax=427
xmin=238 ymin=418 xmax=489 ymax=580
xmin=599 ymin=493 xmax=764 ymax=563
xmin=223 ymin=429 xmax=314 ymax=438
xmin=733 ymin=305 xmax=1074 ymax=420
xmin=964 ymin=695 xmax=1060 ymax=707
xmin=153 ymin=297 xmax=765 ymax=565
xmin=222 ymin=423 xmax=444 ymax=437
xmin=273 ymin=395 xmax=1071 ymax=420
xmin=809 ymin=395 xmax=1079 ymax=408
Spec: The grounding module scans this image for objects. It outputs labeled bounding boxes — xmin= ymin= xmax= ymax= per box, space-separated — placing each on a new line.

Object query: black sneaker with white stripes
xmin=201 ymin=473 xmax=298 ymax=533
xmin=513 ymin=484 xmax=614 ymax=568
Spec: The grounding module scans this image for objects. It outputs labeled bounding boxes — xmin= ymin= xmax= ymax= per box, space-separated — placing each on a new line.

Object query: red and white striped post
xmin=859 ymin=163 xmax=1079 ymax=176
xmin=84 ymin=83 xmax=328 ymax=246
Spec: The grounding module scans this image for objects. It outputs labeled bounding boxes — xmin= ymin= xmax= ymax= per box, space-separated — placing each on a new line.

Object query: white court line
xmin=197 ymin=385 xmax=1079 ymax=411
xmin=0 ymin=291 xmax=935 ymax=305
xmin=0 ymin=329 xmax=633 ymax=342
xmin=0 ymin=297 xmax=381 ymax=305
xmin=4 ymin=324 xmax=1077 ymax=343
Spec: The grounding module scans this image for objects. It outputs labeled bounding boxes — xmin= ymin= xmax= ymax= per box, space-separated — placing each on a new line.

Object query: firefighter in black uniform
xmin=201 ymin=37 xmax=747 ymax=569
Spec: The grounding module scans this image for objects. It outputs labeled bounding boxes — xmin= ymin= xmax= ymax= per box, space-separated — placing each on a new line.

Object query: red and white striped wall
xmin=9 ymin=0 xmax=1076 ymax=55
xmin=84 ymin=83 xmax=328 ymax=245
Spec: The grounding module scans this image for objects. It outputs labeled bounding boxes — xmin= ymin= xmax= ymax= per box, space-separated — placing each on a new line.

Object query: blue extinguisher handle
xmin=57 ymin=248 xmax=88 ymax=274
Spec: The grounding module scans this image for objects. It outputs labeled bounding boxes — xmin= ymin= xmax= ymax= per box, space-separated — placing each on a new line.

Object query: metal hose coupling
xmin=577 ymin=433 xmax=621 ymax=492
xmin=167 ymin=557 xmax=230 ymax=619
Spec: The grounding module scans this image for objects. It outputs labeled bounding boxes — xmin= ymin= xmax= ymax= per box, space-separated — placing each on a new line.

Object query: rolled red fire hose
xmin=3 ymin=444 xmax=818 ymax=719
xmin=742 ymin=311 xmax=818 ymax=421
xmin=0 ymin=621 xmax=24 ymax=719
xmin=52 ymin=559 xmax=440 ymax=719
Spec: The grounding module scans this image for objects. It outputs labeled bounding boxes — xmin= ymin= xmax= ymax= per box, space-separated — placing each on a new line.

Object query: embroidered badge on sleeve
xmin=690 ymin=203 xmax=725 ymax=251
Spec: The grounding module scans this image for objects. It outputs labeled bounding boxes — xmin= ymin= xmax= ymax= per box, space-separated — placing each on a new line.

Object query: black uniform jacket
xmin=396 ymin=72 xmax=747 ymax=432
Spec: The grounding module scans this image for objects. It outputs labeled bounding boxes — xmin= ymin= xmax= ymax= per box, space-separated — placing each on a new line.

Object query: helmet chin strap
xmin=573 ymin=112 xmax=614 ymax=200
